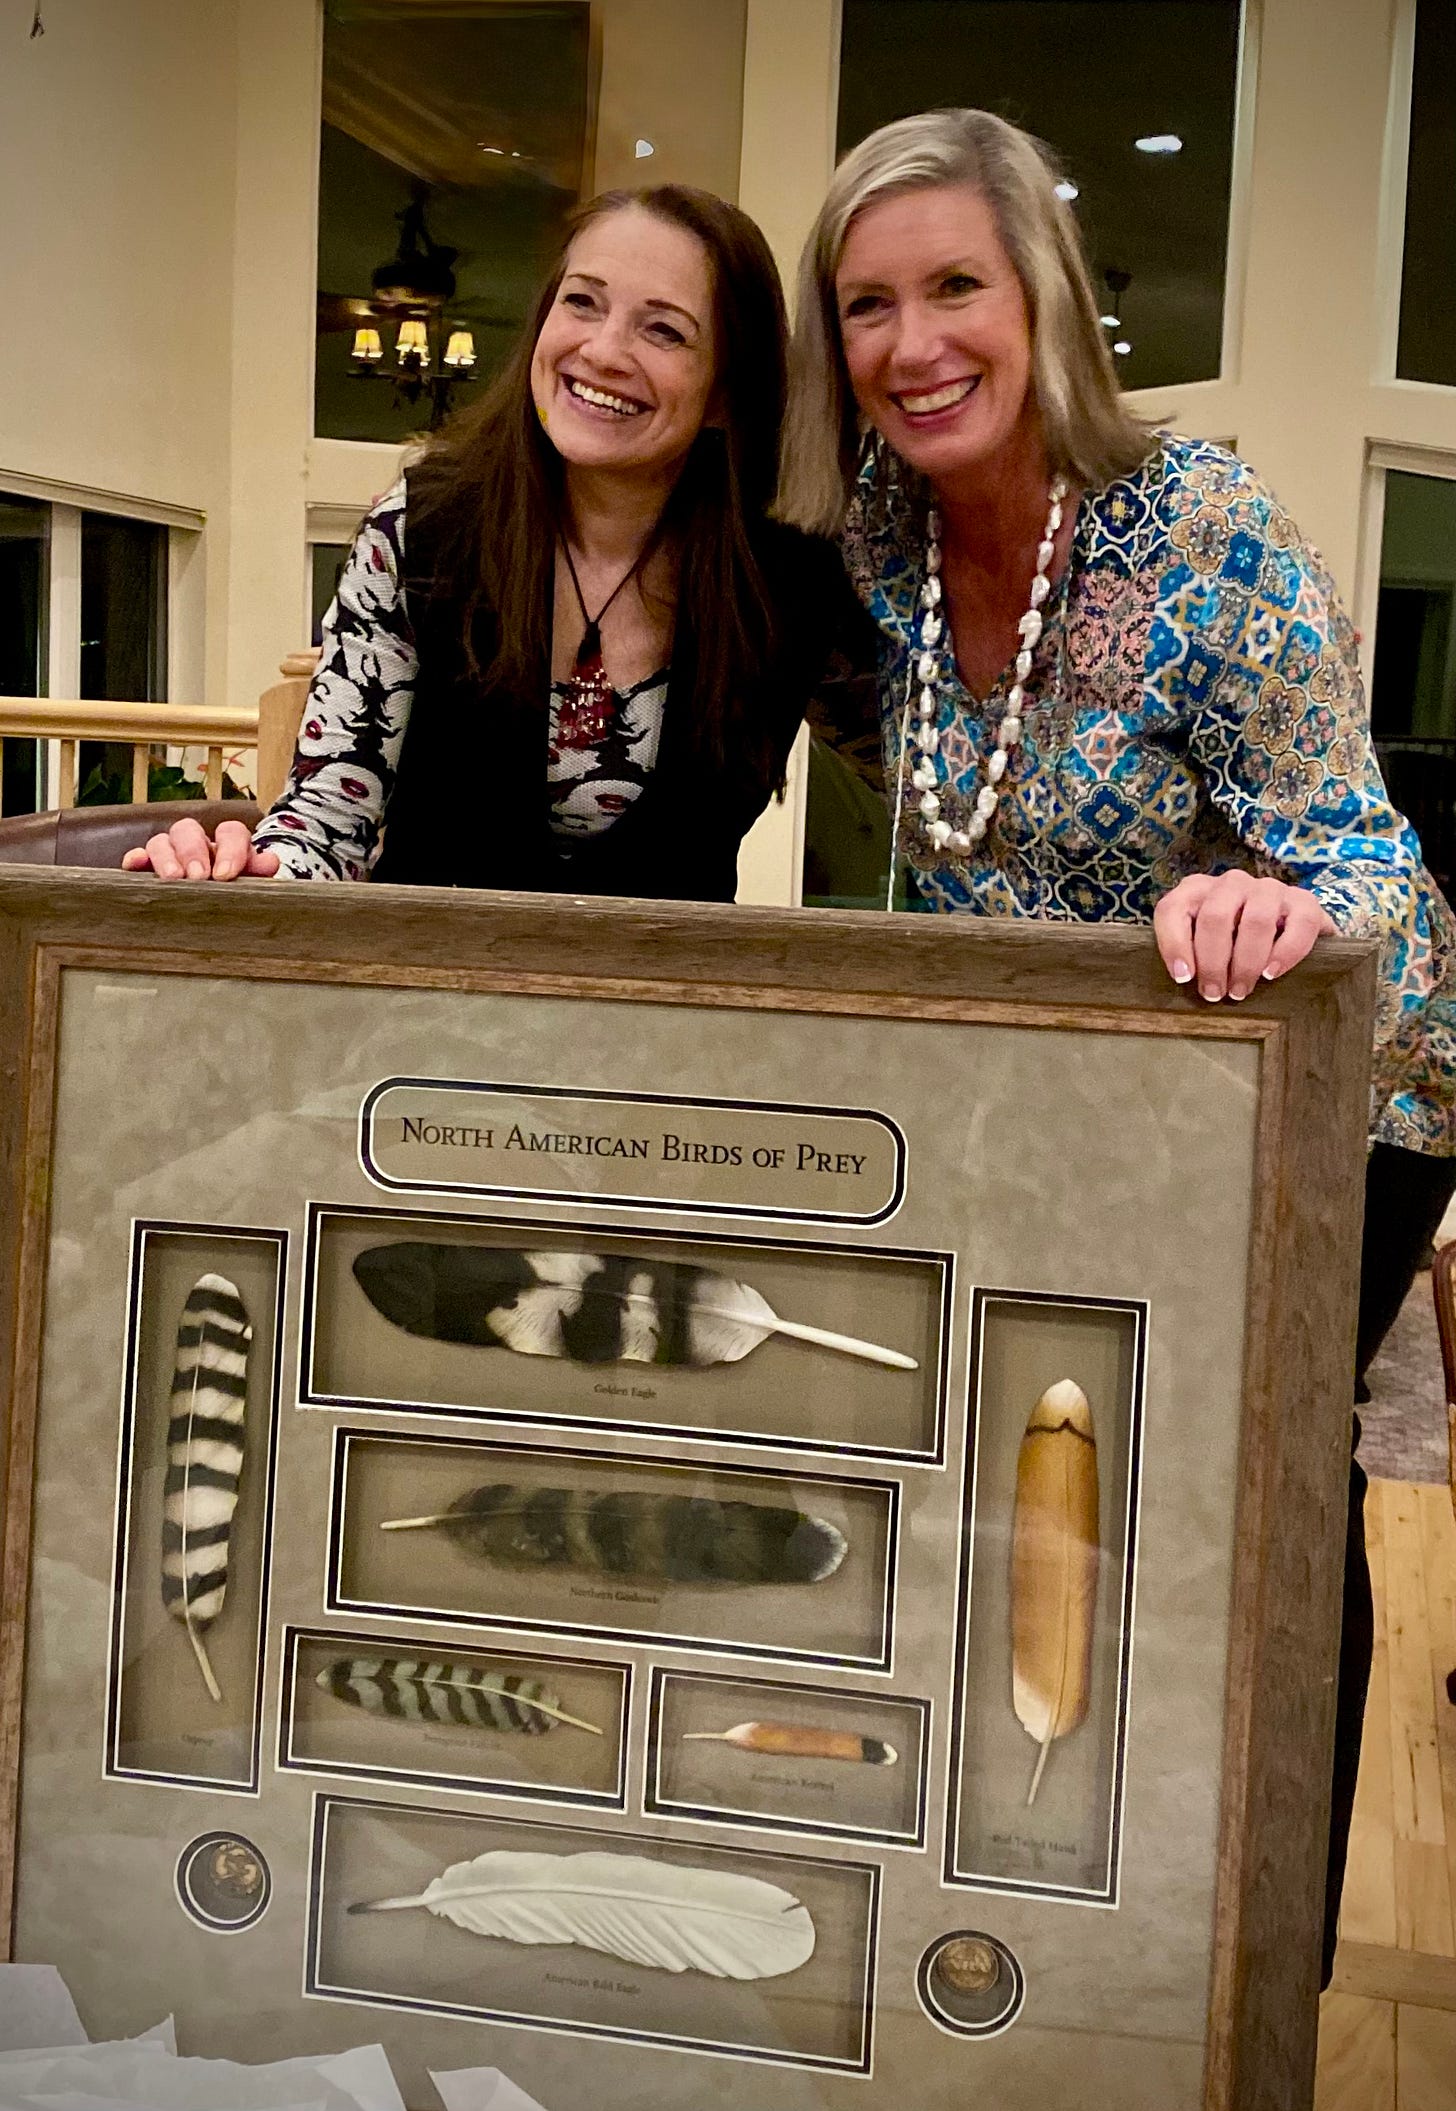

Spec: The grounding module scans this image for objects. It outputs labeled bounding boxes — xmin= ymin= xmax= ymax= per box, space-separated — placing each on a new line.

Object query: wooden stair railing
xmin=0 ymin=650 xmax=320 ymax=815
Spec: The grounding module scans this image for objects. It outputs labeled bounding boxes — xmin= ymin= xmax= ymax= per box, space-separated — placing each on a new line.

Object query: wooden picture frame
xmin=0 ymin=868 xmax=1376 ymax=2111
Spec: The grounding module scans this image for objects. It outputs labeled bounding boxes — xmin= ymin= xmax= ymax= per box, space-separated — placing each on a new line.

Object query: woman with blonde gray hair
xmin=779 ymin=105 xmax=1455 ymax=1986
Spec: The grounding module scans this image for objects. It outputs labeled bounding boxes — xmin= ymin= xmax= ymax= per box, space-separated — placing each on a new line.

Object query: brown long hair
xmin=409 ymin=185 xmax=790 ymax=788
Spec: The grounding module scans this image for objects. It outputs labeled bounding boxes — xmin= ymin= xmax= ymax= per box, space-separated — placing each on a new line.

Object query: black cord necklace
xmin=556 ymin=534 xmax=652 ymax=746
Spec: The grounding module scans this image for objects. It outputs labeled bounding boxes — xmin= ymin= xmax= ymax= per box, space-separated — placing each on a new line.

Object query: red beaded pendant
xmin=556 ymin=621 xmax=617 ymax=748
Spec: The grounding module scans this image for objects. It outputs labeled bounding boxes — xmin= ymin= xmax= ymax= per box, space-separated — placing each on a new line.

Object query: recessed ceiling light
xmin=1113 ymin=340 xmax=1132 ymax=355
xmin=1100 ymin=313 xmax=1121 ymax=329
xmin=634 ymin=138 xmax=655 ymax=159
xmin=1054 ymin=179 xmax=1079 ymax=201
xmin=1135 ymin=133 xmax=1183 ymax=154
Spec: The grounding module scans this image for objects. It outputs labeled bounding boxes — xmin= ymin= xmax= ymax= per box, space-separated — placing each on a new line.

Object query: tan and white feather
xmin=1010 ymin=1377 xmax=1100 ymax=1805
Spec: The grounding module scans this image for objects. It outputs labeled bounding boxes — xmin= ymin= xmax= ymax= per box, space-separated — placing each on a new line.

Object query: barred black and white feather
xmin=160 ymin=1271 xmax=250 ymax=1702
xmin=316 ymin=1655 xmax=602 ymax=1736
xmin=352 ymin=1242 xmax=916 ymax=1371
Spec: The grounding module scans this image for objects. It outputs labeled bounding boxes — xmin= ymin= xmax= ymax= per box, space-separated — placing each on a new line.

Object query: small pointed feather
xmin=1010 ymin=1378 xmax=1100 ymax=1804
xmin=684 ymin=1720 xmax=897 ymax=1764
xmin=351 ymin=1849 xmax=815 ymax=1979
xmin=160 ymin=1272 xmax=250 ymax=1703
xmin=352 ymin=1241 xmax=913 ymax=1370
xmin=316 ymin=1656 xmax=601 ymax=1734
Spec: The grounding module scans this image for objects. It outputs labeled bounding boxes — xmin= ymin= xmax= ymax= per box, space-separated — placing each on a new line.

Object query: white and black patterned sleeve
xmin=251 ymin=479 xmax=416 ymax=880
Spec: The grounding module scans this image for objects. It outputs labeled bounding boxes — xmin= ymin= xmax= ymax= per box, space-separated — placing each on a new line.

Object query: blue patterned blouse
xmin=842 ymin=433 xmax=1456 ymax=1155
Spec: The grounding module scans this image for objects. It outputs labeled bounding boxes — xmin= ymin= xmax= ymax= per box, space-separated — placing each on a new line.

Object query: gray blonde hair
xmin=778 ymin=108 xmax=1154 ymax=531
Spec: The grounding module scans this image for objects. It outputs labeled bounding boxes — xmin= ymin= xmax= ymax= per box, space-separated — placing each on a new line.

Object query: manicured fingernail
xmin=1262 ymin=963 xmax=1283 ymax=980
xmin=1201 ymin=983 xmax=1221 ymax=1002
xmin=1229 ymin=985 xmax=1248 ymax=1001
xmin=1170 ymin=959 xmax=1193 ymax=984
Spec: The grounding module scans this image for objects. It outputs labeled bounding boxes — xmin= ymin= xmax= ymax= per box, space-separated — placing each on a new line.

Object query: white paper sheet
xmin=429 ymin=2070 xmax=553 ymax=2111
xmin=269 ymin=2047 xmax=405 ymax=2111
xmin=0 ymin=1970 xmax=86 ymax=2053
xmin=8 ymin=2098 xmax=326 ymax=2111
xmin=0 ymin=2049 xmax=362 ymax=2110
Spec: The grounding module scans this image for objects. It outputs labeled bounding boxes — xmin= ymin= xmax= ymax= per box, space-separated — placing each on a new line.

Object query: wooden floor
xmin=1316 ymin=1479 xmax=1456 ymax=2108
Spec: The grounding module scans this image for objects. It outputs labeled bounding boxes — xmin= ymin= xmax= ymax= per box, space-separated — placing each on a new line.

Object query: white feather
xmin=361 ymin=1849 xmax=815 ymax=1979
xmin=487 ymin=1252 xmax=603 ymax=1356
xmin=683 ymin=1278 xmax=781 ymax=1365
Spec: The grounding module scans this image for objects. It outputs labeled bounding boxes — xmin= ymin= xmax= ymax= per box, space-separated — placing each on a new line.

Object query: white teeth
xmin=565 ymin=378 xmax=644 ymax=417
xmin=900 ymin=379 xmax=977 ymax=414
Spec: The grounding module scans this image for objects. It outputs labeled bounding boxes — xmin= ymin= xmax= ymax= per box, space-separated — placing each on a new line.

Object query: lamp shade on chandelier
xmin=345 ymin=194 xmax=480 ymax=427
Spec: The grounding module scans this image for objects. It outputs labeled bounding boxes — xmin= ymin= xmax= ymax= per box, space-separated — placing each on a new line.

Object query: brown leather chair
xmin=0 ymin=801 xmax=262 ymax=869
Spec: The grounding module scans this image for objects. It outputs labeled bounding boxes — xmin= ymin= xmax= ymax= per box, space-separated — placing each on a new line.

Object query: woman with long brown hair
xmin=125 ymin=184 xmax=859 ymax=896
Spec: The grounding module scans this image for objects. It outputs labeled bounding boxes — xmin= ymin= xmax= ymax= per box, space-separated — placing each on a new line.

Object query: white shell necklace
xmin=890 ymin=474 xmax=1070 ymax=889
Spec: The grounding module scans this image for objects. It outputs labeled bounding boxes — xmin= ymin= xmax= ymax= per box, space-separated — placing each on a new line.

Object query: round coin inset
xmin=175 ymin=1831 xmax=271 ymax=1933
xmin=918 ymin=1929 xmax=1024 ymax=2037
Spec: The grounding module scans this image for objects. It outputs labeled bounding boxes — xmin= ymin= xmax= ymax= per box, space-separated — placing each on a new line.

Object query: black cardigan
xmin=370 ymin=474 xmax=874 ymax=901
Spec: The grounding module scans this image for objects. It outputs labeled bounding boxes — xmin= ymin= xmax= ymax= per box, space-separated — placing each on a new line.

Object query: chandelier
xmin=349 ymin=198 xmax=479 ymax=427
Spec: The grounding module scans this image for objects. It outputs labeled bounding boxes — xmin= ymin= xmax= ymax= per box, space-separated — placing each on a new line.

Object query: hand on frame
xmin=1152 ymin=871 xmax=1334 ymax=1002
xmin=120 ymin=816 xmax=280 ymax=882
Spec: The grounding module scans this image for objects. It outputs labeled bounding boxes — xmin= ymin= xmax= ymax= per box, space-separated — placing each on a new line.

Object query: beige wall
xmin=226 ymin=0 xmax=323 ymax=717
xmin=591 ymin=0 xmax=747 ymax=199
xmin=0 ymin=0 xmax=240 ymax=699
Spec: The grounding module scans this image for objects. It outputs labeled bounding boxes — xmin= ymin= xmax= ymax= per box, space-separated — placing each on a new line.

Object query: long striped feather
xmin=381 ymin=1483 xmax=848 ymax=1586
xmin=317 ymin=1655 xmax=602 ymax=1736
xmin=160 ymin=1272 xmax=250 ymax=1702
xmin=352 ymin=1242 xmax=916 ymax=1371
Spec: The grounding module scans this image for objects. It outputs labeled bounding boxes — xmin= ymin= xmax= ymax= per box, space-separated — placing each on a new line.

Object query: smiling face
xmin=529 ymin=205 xmax=719 ymax=487
xmin=834 ymin=182 xmax=1037 ymax=494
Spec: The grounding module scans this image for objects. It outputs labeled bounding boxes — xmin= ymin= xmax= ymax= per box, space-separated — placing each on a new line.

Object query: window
xmin=1371 ymin=466 xmax=1456 ymax=894
xmin=315 ymin=0 xmax=593 ymax=443
xmin=835 ymin=0 xmax=1243 ymax=393
xmin=314 ymin=0 xmax=750 ymax=446
xmin=81 ymin=513 xmax=168 ymax=705
xmin=0 ymin=494 xmax=169 ymax=813
xmin=0 ymin=497 xmax=47 ymax=816
xmin=311 ymin=543 xmax=351 ymax=647
xmin=1397 ymin=0 xmax=1456 ymax=387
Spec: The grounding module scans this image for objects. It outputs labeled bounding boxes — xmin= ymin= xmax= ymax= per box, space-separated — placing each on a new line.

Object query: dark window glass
xmin=1372 ymin=468 xmax=1456 ymax=896
xmin=315 ymin=0 xmax=591 ymax=443
xmin=836 ymin=0 xmax=1241 ymax=394
xmin=0 ymin=495 xmax=47 ymax=816
xmin=79 ymin=513 xmax=167 ymax=703
xmin=78 ymin=511 xmax=168 ymax=808
xmin=1397 ymin=0 xmax=1456 ymax=386
xmin=311 ymin=543 xmax=351 ymax=646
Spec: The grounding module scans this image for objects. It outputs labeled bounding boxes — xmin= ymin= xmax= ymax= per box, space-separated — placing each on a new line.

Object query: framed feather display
xmin=307 ymin=1793 xmax=880 ymax=2073
xmin=279 ymin=1625 xmax=631 ymax=1811
xmin=0 ymin=870 xmax=1376 ymax=2111
xmin=946 ymin=1293 xmax=1146 ymax=1906
xmin=644 ymin=1666 xmax=931 ymax=1849
xmin=328 ymin=1429 xmax=900 ymax=1671
xmin=104 ymin=1222 xmax=286 ymax=1793
xmin=303 ymin=1203 xmax=952 ymax=1462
